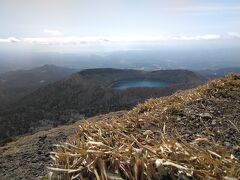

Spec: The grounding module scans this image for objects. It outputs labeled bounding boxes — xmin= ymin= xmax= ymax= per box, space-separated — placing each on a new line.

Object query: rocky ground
xmin=0 ymin=112 xmax=125 ymax=180
xmin=175 ymin=95 xmax=240 ymax=157
xmin=0 ymin=125 xmax=75 ymax=180
xmin=132 ymin=74 xmax=240 ymax=157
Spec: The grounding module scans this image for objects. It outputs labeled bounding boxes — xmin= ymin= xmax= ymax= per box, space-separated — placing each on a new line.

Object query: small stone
xmin=211 ymin=120 xmax=217 ymax=125
xmin=224 ymin=142 xmax=231 ymax=147
xmin=176 ymin=116 xmax=181 ymax=121
xmin=143 ymin=130 xmax=153 ymax=135
xmin=199 ymin=112 xmax=212 ymax=119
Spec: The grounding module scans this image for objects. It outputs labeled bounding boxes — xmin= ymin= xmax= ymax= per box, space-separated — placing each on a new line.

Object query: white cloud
xmin=20 ymin=34 xmax=221 ymax=44
xmin=43 ymin=29 xmax=64 ymax=36
xmin=22 ymin=36 xmax=105 ymax=45
xmin=0 ymin=37 xmax=20 ymax=43
xmin=0 ymin=39 xmax=9 ymax=43
xmin=172 ymin=34 xmax=221 ymax=41
xmin=0 ymin=33 xmax=238 ymax=45
xmin=167 ymin=6 xmax=240 ymax=13
xmin=228 ymin=32 xmax=240 ymax=38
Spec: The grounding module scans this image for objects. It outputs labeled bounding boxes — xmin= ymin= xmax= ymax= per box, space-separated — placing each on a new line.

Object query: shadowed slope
xmin=0 ymin=65 xmax=78 ymax=108
xmin=0 ymin=69 xmax=206 ymax=141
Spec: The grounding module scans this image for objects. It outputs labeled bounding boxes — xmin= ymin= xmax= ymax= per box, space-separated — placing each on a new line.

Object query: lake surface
xmin=112 ymin=79 xmax=168 ymax=90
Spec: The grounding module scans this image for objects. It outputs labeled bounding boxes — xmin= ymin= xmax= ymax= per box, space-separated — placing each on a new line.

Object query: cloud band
xmin=0 ymin=33 xmax=239 ymax=45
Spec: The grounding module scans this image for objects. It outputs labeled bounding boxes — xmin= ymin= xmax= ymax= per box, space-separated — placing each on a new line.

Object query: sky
xmin=0 ymin=0 xmax=240 ymax=52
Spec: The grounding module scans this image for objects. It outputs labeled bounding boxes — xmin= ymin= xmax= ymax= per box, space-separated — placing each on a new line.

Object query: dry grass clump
xmin=47 ymin=121 xmax=239 ymax=180
xmin=133 ymin=73 xmax=240 ymax=115
xmin=47 ymin=74 xmax=240 ymax=180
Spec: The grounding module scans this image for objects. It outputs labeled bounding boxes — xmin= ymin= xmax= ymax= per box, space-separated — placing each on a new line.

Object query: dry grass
xmin=47 ymin=74 xmax=240 ymax=180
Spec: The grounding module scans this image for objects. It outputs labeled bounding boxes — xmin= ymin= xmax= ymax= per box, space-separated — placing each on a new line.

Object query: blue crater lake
xmin=112 ymin=79 xmax=168 ymax=90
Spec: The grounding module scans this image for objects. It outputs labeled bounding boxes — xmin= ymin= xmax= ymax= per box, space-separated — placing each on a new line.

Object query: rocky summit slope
xmin=0 ymin=74 xmax=239 ymax=180
xmin=0 ymin=112 xmax=126 ymax=180
xmin=48 ymin=74 xmax=240 ymax=180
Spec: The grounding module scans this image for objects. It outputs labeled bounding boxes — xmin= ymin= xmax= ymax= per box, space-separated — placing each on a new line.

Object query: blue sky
xmin=0 ymin=0 xmax=240 ymax=51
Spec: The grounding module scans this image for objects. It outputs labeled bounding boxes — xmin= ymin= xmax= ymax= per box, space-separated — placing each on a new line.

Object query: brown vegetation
xmin=47 ymin=74 xmax=240 ymax=180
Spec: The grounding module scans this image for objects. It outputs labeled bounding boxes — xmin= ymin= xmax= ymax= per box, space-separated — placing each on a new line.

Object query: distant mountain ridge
xmin=0 ymin=65 xmax=78 ymax=108
xmin=198 ymin=67 xmax=240 ymax=79
xmin=0 ymin=68 xmax=207 ymax=142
